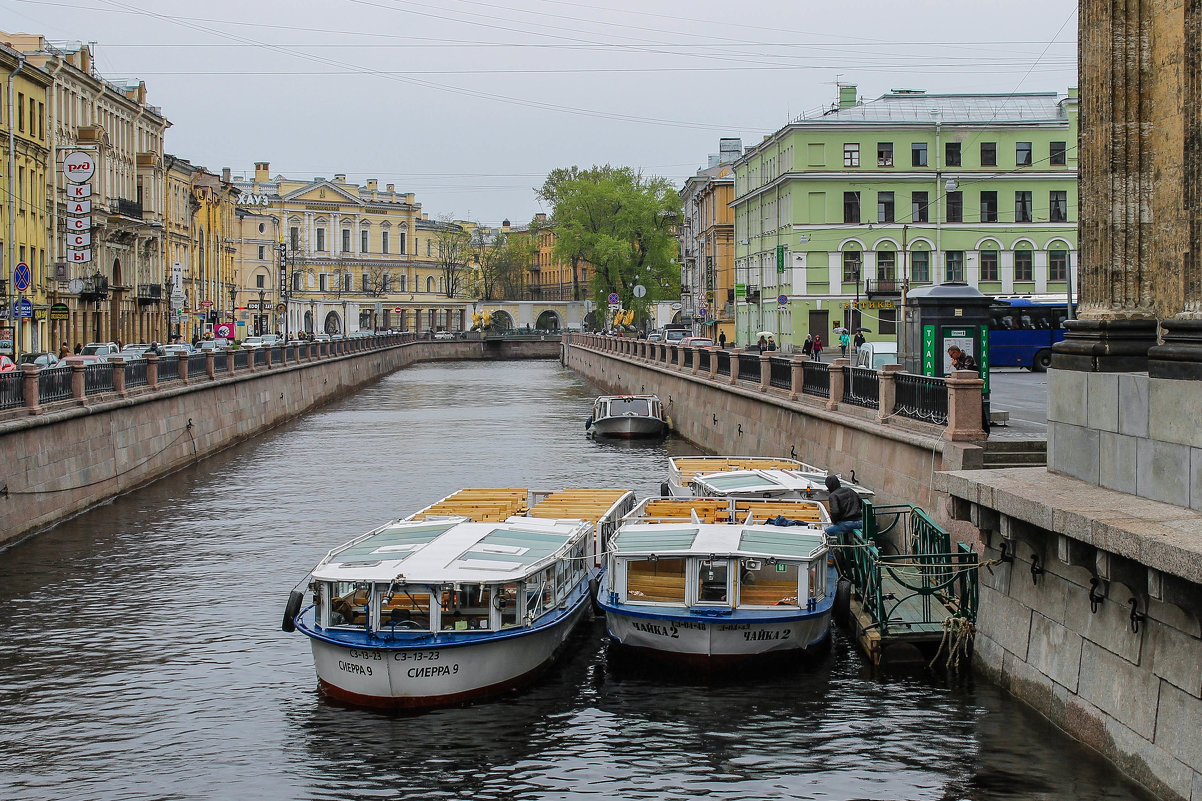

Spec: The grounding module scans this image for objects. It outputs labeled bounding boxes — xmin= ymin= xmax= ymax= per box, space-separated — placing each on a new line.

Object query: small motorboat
xmin=586 ymin=394 xmax=670 ymax=439
xmin=596 ymin=496 xmax=838 ymax=667
xmin=283 ymin=487 xmax=635 ymax=710
xmin=664 ymin=456 xmax=874 ymax=502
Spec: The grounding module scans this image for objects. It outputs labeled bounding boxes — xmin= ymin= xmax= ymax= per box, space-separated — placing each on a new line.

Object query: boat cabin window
xmin=696 ymin=559 xmax=731 ymax=604
xmin=808 ymin=562 xmax=826 ymax=600
xmin=609 ymin=397 xmax=651 ymax=416
xmin=624 ymin=557 xmax=686 ymax=604
xmin=380 ymin=586 xmax=432 ymax=631
xmin=325 ymin=581 xmax=369 ymax=628
xmin=737 ymin=560 xmax=800 ymax=608
xmin=440 ymin=584 xmax=493 ymax=631
xmin=540 ymin=567 xmax=556 ymax=610
xmin=496 ymin=581 xmax=521 ymax=628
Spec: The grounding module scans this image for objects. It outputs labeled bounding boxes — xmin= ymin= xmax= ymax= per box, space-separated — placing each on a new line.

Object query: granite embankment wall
xmin=0 ymin=337 xmax=557 ymax=546
xmin=562 ymin=335 xmax=984 ymax=516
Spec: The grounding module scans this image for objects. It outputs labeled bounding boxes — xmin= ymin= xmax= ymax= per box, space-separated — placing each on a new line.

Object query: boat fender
xmin=833 ymin=578 xmax=852 ymax=627
xmin=281 ymin=590 xmax=304 ymax=632
xmin=585 ymin=415 xmax=593 ymax=430
xmin=588 ymin=575 xmax=601 ymax=614
xmin=659 ymin=481 xmax=670 ymax=497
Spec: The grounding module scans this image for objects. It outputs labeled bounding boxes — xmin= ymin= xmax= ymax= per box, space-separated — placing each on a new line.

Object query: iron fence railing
xmin=894 ymin=373 xmax=949 ymax=425
xmin=38 ymin=367 xmax=72 ymax=403
xmin=84 ymin=363 xmax=115 ymax=394
xmin=737 ymin=353 xmax=760 ymax=382
xmin=769 ymin=356 xmax=792 ymax=390
xmin=716 ymin=350 xmax=731 ymax=376
xmin=270 ymin=346 xmax=283 ymax=363
xmin=214 ymin=352 xmax=230 ymax=372
xmin=842 ymin=366 xmax=879 ymax=409
xmin=233 ymin=350 xmax=250 ymax=370
xmin=697 ymin=349 xmax=711 ymax=373
xmin=124 ymin=359 xmax=149 ymax=388
xmin=683 ymin=348 xmax=693 ymax=369
xmin=253 ymin=349 xmax=267 ymax=367
xmin=801 ymin=361 xmax=830 ymax=398
xmin=187 ymin=354 xmax=208 ymax=376
xmin=0 ymin=371 xmax=23 ymax=409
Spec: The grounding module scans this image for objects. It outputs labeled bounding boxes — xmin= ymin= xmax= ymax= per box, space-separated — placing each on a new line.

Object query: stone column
xmin=203 ymin=352 xmax=214 ymax=380
xmin=690 ymin=347 xmax=701 ymax=375
xmin=946 ymin=369 xmax=987 ymax=441
xmin=109 ymin=356 xmax=127 ymax=398
xmin=265 ymin=347 xmax=273 ymax=369
xmin=727 ymin=351 xmax=739 ymax=385
xmin=789 ymin=354 xmax=809 ymax=401
xmin=20 ymin=364 xmax=40 ymax=415
xmin=145 ymin=354 xmax=159 ymax=390
xmin=225 ymin=351 xmax=235 ymax=373
xmin=877 ymin=363 xmax=905 ymax=423
xmin=71 ymin=363 xmax=85 ymax=404
xmin=759 ymin=352 xmax=771 ymax=392
xmin=709 ymin=350 xmax=719 ymax=381
xmin=827 ymin=357 xmax=850 ymax=410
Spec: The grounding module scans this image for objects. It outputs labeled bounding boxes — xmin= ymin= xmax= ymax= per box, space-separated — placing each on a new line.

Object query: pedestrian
xmin=823 ymin=475 xmax=864 ymax=540
xmin=839 ymin=330 xmax=850 ymax=358
xmin=718 ymin=331 xmax=727 ymax=349
xmin=853 ymin=330 xmax=866 ymax=349
xmin=767 ymin=335 xmax=777 ymax=352
xmin=802 ymin=333 xmax=813 ymax=357
xmin=58 ymin=342 xmax=71 ymax=359
xmin=74 ymin=342 xmax=82 ymax=355
xmin=757 ymin=335 xmax=767 ymax=353
xmin=813 ymin=335 xmax=823 ymax=362
xmin=947 ymin=345 xmax=977 ymax=371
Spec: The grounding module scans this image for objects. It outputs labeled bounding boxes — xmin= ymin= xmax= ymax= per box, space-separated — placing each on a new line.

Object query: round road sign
xmin=13 ymin=261 xmax=31 ymax=292
xmin=632 ymin=284 xmax=647 ymax=298
xmin=393 ymin=306 xmax=403 ymax=314
xmin=608 ymin=292 xmax=620 ymax=304
xmin=778 ymin=294 xmax=789 ymax=306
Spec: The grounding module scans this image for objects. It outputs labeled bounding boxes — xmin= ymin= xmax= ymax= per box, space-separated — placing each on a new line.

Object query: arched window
xmin=426 ymin=275 xmax=435 ymax=293
xmin=841 ymin=247 xmax=862 ymax=283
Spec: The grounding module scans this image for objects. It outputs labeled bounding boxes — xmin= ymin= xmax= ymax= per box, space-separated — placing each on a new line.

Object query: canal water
xmin=0 ymin=361 xmax=1149 ymax=801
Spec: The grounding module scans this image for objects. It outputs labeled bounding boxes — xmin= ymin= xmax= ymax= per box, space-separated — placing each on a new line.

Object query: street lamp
xmin=258 ymin=289 xmax=266 ymax=336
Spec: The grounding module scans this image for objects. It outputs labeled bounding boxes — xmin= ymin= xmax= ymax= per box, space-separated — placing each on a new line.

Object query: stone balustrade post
xmin=677 ymin=346 xmax=686 ymax=370
xmin=709 ymin=350 xmax=720 ymax=380
xmin=789 ymin=354 xmax=809 ymax=400
xmin=759 ymin=352 xmax=771 ymax=392
xmin=265 ymin=347 xmax=273 ymax=369
xmin=71 ymin=363 xmax=86 ymax=404
xmin=728 ymin=350 xmax=739 ymax=385
xmin=945 ymin=369 xmax=987 ymax=441
xmin=108 ymin=356 xmax=127 ymax=398
xmin=203 ymin=352 xmax=213 ymax=380
xmin=691 ymin=347 xmax=701 ymax=375
xmin=225 ymin=350 xmax=235 ymax=373
xmin=827 ymin=358 xmax=850 ymax=410
xmin=145 ymin=354 xmax=159 ymax=390
xmin=20 ymin=364 xmax=40 ymax=415
xmin=876 ymin=363 xmax=905 ymax=424
xmin=246 ymin=348 xmax=257 ymax=372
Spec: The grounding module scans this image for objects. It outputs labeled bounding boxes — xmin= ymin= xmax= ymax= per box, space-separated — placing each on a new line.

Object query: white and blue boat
xmin=596 ymin=496 xmax=837 ymax=667
xmin=666 ymin=456 xmax=874 ymax=502
xmin=284 ymin=488 xmax=634 ymax=710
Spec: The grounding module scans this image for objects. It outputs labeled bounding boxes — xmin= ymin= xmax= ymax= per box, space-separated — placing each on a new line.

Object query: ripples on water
xmin=0 ymin=362 xmax=1148 ymax=800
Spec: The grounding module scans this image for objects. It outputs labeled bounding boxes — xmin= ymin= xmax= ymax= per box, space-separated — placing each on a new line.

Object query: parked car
xmin=258 ymin=334 xmax=281 ymax=346
xmin=679 ymin=336 xmax=715 ymax=349
xmin=646 ymin=331 xmax=663 ymax=341
xmin=855 ymin=342 xmax=899 ymax=370
xmin=240 ymin=336 xmax=266 ymax=350
xmin=312 ymin=334 xmax=331 ymax=343
xmin=80 ymin=342 xmax=119 ymax=357
xmin=663 ymin=329 xmax=688 ymax=344
xmin=0 ymin=355 xmax=15 ymax=372
xmin=434 ymin=331 xmax=455 ymax=341
xmin=18 ymin=352 xmax=59 ymax=369
xmin=160 ymin=344 xmax=193 ymax=357
xmin=198 ymin=340 xmax=229 ymax=353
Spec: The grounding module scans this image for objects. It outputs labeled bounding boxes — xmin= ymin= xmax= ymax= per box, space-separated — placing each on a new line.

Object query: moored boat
xmin=596 ymin=496 xmax=837 ymax=667
xmin=586 ymin=395 xmax=670 ymax=439
xmin=284 ymin=487 xmax=634 ymax=710
xmin=665 ymin=456 xmax=874 ymax=502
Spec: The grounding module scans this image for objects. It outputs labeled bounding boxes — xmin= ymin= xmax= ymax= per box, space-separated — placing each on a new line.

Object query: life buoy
xmin=281 ymin=589 xmax=304 ymax=632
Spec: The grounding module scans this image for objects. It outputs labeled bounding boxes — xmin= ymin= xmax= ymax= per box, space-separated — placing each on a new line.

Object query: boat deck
xmin=528 ymin=489 xmax=634 ymax=523
xmin=635 ymin=497 xmax=827 ymax=525
xmin=671 ymin=457 xmax=813 ymax=484
xmin=408 ymin=487 xmax=634 ymax=526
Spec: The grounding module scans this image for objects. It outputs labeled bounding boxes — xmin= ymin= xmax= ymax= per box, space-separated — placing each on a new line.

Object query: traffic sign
xmin=608 ymin=292 xmax=620 ymax=304
xmin=214 ymin=322 xmax=235 ymax=339
xmin=13 ymin=261 xmax=30 ymax=292
xmin=393 ymin=306 xmax=403 ymax=314
xmin=632 ymin=284 xmax=646 ymax=298
xmin=200 ymin=300 xmax=214 ymax=308
xmin=777 ymin=294 xmax=789 ymax=306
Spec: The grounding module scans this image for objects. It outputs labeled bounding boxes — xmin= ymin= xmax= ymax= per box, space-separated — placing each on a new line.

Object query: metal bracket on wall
xmin=1089 ymin=577 xmax=1106 ymax=614
xmin=1030 ymin=554 xmax=1045 ymax=586
xmin=1129 ymin=597 xmax=1147 ymax=633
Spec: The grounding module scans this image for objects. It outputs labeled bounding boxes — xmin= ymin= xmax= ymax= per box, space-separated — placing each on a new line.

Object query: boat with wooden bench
xmin=665 ymin=456 xmax=874 ymax=503
xmin=283 ymin=487 xmax=635 ymax=709
xmin=586 ymin=394 xmax=670 ymax=439
xmin=595 ymin=496 xmax=837 ymax=667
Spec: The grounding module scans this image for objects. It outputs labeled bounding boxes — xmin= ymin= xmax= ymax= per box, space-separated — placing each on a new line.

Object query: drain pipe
xmin=6 ymin=54 xmax=25 ymax=357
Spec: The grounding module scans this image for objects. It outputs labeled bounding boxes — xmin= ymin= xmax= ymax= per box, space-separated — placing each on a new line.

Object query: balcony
xmin=137 ymin=284 xmax=163 ymax=304
xmin=110 ymin=198 xmax=144 ymax=219
xmin=865 ymin=278 xmax=902 ymax=296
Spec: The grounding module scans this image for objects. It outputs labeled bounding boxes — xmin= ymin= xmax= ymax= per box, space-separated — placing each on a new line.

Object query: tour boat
xmin=664 ymin=456 xmax=874 ymax=502
xmin=586 ymin=394 xmax=670 ymax=439
xmin=595 ymin=496 xmax=838 ymax=667
xmin=283 ymin=487 xmax=635 ymax=710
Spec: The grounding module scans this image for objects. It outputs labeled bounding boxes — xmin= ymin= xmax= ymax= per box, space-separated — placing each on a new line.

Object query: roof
xmin=610 ymin=523 xmax=826 ymax=560
xmin=801 ymin=91 xmax=1071 ymax=126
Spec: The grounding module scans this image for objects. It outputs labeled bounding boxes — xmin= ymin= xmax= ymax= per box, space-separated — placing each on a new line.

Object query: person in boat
xmin=823 ymin=475 xmax=863 ymax=539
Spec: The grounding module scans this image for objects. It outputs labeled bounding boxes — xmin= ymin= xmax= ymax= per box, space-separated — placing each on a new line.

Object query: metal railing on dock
xmin=737 ymin=353 xmax=760 ymax=382
xmin=769 ymin=356 xmax=792 ymax=389
xmin=843 ymin=366 xmax=879 ymax=408
xmin=0 ymin=372 xmax=22 ymax=409
xmin=894 ymin=374 xmax=949 ymax=425
xmin=802 ymin=361 xmax=830 ymax=398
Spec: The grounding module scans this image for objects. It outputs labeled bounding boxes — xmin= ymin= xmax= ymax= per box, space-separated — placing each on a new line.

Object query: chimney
xmin=334 ymin=173 xmax=346 ymax=182
xmin=708 ymin=154 xmax=720 ymax=168
xmin=405 ymin=193 xmax=415 ymax=204
xmin=221 ymin=167 xmax=231 ymax=182
xmin=367 ymin=179 xmax=377 ymax=191
xmin=254 ymin=162 xmax=269 ymax=182
xmin=534 ymin=212 xmax=547 ymax=222
xmin=838 ymin=84 xmax=858 ymax=110
xmin=386 ymin=183 xmax=395 ymax=192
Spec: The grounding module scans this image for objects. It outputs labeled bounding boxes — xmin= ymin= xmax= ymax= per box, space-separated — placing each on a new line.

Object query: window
xmin=319 ymin=273 xmax=328 ymax=291
xmin=912 ymin=191 xmax=929 ymax=223
xmin=398 ymin=232 xmax=407 ymax=254
xmin=257 ymin=245 xmax=265 ymax=260
xmin=879 ymin=308 xmax=897 ymax=335
xmin=1014 ymin=249 xmax=1033 ymax=281
xmin=1049 ymin=249 xmax=1068 ymax=281
xmin=1049 ymin=190 xmax=1068 ymax=222
xmin=1050 ymin=141 xmax=1067 ymax=166
xmin=911 ymin=250 xmax=930 ymax=283
xmin=843 ymin=143 xmax=860 ymax=167
xmin=380 ymin=587 xmax=431 ymax=632
xmin=290 ymin=227 xmax=299 ymax=250
xmin=625 ymin=558 xmax=686 ymax=604
xmin=877 ymin=142 xmax=894 ymax=167
xmin=1015 ymin=191 xmax=1033 ymax=223
xmin=255 ymin=274 xmax=266 ymax=288
xmin=439 ymin=584 xmax=494 ymax=631
xmin=16 ymin=92 xmax=23 ymax=131
xmin=427 ymin=240 xmax=432 ymax=257
xmin=981 ymin=142 xmax=996 ymax=167
xmin=842 ymin=250 xmax=862 ymax=282
xmin=911 ymin=142 xmax=928 ymax=167
xmin=362 ymin=273 xmax=370 ymax=292
xmin=945 ymin=142 xmax=962 ymax=167
xmin=382 ymin=231 xmax=389 ymax=254
xmin=316 ymin=228 xmax=326 ymax=252
xmin=344 ymin=273 xmax=352 ymax=292
xmin=980 ymin=191 xmax=998 ymax=223
xmin=426 ymin=276 xmax=435 ymax=292
xmin=342 ymin=229 xmax=351 ymax=253
xmin=877 ymin=191 xmax=894 ymax=223
xmin=980 ymin=249 xmax=999 ymax=281
xmin=292 ymin=273 xmax=301 ymax=291
xmin=398 ymin=274 xmax=406 ymax=292
xmin=843 ymin=191 xmax=860 ymax=224
xmin=946 ymin=191 xmax=963 ymax=223
xmin=697 ymin=559 xmax=730 ymax=604
xmin=945 ymin=251 xmax=965 ymax=282
xmin=876 ymin=250 xmax=896 ymax=280
xmin=361 ymin=230 xmax=369 ymax=253
xmin=1016 ymin=142 xmax=1032 ymax=166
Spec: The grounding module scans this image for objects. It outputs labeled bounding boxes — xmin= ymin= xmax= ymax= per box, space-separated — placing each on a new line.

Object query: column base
xmin=1051 ymin=319 xmax=1158 ymax=372
xmin=1148 ymin=319 xmax=1202 ymax=379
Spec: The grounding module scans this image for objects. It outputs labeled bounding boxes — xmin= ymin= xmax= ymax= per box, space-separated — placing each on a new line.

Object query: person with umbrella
xmin=853 ymin=329 xmax=867 ymax=349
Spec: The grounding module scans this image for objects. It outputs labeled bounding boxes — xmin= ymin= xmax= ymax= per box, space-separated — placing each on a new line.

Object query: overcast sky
xmin=3 ymin=0 xmax=1079 ymax=225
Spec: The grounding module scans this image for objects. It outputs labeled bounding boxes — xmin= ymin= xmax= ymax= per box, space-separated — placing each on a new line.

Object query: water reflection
xmin=0 ymin=361 xmax=1148 ymax=801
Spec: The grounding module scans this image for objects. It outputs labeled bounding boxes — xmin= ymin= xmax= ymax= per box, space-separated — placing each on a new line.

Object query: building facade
xmin=731 ymin=86 xmax=1078 ymax=351
xmin=679 ymin=138 xmax=741 ymax=342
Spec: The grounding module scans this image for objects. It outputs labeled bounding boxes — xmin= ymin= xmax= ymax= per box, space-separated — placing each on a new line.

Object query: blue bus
xmin=988 ymin=296 xmax=1075 ymax=371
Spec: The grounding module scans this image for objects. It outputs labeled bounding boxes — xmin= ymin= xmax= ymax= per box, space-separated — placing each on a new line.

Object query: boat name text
xmin=743 ymin=629 xmax=792 ymax=641
xmin=407 ymin=664 xmax=460 ymax=678
xmin=337 ymin=660 xmax=373 ymax=676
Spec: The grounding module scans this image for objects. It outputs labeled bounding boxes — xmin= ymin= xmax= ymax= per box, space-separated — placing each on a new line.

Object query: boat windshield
xmin=380 ymin=585 xmax=433 ymax=631
xmin=324 ymin=581 xmax=369 ymax=628
xmin=697 ymin=559 xmax=730 ymax=603
xmin=738 ymin=560 xmax=800 ymax=607
xmin=625 ymin=557 xmax=686 ymax=604
xmin=608 ymin=397 xmax=651 ymax=416
xmin=440 ymin=583 xmax=493 ymax=631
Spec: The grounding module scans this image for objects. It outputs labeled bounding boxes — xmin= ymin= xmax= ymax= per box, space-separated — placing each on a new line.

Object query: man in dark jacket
xmin=823 ymin=475 xmax=863 ymax=539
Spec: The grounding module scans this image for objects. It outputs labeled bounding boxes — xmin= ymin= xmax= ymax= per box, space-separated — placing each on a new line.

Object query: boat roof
xmin=627 ymin=496 xmax=832 ymax=526
xmin=693 ymin=469 xmax=874 ymax=498
xmin=611 ymin=523 xmax=826 ymax=561
xmin=670 ymin=456 xmax=818 ymax=479
xmin=406 ymin=487 xmax=634 ymax=524
xmin=312 ymin=516 xmax=587 ymax=583
xmin=596 ymin=394 xmax=661 ymax=401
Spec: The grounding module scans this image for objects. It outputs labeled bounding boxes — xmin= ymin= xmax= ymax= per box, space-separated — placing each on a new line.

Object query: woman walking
xmin=813 ymin=335 xmax=824 ymax=362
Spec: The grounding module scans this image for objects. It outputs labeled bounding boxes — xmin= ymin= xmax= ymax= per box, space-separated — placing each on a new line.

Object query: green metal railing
xmin=838 ymin=502 xmax=978 ymax=636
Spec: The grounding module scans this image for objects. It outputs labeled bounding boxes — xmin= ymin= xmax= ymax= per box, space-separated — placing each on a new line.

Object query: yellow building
xmin=508 ymin=213 xmax=594 ymax=301
xmin=162 ymin=155 xmax=198 ymax=341
xmin=233 ymin=205 xmax=281 ymax=338
xmin=190 ymin=167 xmax=237 ymax=339
xmin=0 ymin=43 xmax=52 ymax=356
xmin=233 ymin=162 xmax=471 ymax=336
xmin=679 ymin=140 xmax=741 ymax=341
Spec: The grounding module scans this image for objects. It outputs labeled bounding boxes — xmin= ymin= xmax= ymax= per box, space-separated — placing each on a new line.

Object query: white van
xmin=855 ymin=342 xmax=899 ymax=370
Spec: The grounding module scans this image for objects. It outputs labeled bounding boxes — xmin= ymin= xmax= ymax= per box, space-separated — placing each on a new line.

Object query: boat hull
xmin=304 ymin=602 xmax=588 ymax=710
xmin=590 ymin=416 xmax=668 ymax=439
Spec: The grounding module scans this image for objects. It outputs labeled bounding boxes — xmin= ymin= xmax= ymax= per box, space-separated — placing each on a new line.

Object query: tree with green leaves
xmin=537 ymin=165 xmax=681 ymax=323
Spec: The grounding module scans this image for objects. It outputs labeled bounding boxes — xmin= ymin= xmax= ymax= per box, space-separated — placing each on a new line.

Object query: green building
xmin=730 ymin=85 xmax=1078 ymax=352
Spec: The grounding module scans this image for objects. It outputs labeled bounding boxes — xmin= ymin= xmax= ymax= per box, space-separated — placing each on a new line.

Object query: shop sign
xmin=49 ymin=302 xmax=70 ymax=321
